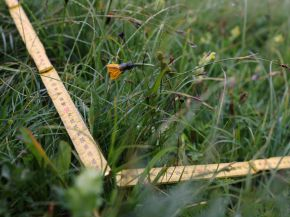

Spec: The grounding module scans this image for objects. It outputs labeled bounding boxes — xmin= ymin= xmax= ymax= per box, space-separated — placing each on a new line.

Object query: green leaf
xmin=63 ymin=169 xmax=103 ymax=217
xmin=20 ymin=128 xmax=53 ymax=168
xmin=148 ymin=69 xmax=167 ymax=95
xmin=53 ymin=141 xmax=72 ymax=180
xmin=20 ymin=128 xmax=67 ymax=186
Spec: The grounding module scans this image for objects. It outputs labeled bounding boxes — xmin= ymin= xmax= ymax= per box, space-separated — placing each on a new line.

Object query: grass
xmin=1 ymin=0 xmax=290 ymax=216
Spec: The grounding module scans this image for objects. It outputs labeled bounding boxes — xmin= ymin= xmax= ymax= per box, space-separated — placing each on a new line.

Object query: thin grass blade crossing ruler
xmin=6 ymin=0 xmax=110 ymax=175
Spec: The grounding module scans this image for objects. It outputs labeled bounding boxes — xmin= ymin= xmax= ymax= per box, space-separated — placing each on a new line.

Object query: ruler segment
xmin=8 ymin=4 xmax=53 ymax=73
xmin=6 ymin=0 xmax=110 ymax=174
xmin=5 ymin=0 xmax=19 ymax=9
xmin=116 ymin=156 xmax=290 ymax=186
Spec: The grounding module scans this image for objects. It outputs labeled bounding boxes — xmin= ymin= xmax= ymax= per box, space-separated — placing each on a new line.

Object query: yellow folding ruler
xmin=117 ymin=156 xmax=290 ymax=186
xmin=6 ymin=0 xmax=290 ymax=187
xmin=5 ymin=0 xmax=110 ymax=175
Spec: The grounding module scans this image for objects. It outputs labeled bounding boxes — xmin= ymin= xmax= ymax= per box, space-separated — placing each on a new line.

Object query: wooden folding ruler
xmin=116 ymin=156 xmax=290 ymax=186
xmin=5 ymin=0 xmax=110 ymax=175
xmin=6 ymin=0 xmax=290 ymax=187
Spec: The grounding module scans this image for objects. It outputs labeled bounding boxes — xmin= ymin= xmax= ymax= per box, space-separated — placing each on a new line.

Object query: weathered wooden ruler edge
xmin=116 ymin=156 xmax=290 ymax=186
xmin=6 ymin=0 xmax=110 ymax=175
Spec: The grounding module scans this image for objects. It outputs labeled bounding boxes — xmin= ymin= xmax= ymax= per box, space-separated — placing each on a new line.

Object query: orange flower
xmin=106 ymin=64 xmax=122 ymax=80
xmin=106 ymin=62 xmax=135 ymax=80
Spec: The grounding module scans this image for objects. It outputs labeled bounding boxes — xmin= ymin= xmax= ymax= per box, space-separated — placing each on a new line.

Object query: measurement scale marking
xmin=116 ymin=156 xmax=290 ymax=186
xmin=6 ymin=0 xmax=110 ymax=174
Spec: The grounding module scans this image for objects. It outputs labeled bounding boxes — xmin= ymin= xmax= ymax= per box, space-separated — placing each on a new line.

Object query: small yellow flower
xmin=196 ymin=52 xmax=216 ymax=75
xmin=198 ymin=52 xmax=216 ymax=65
xmin=106 ymin=64 xmax=122 ymax=80
xmin=207 ymin=52 xmax=216 ymax=62
xmin=273 ymin=34 xmax=284 ymax=44
xmin=230 ymin=26 xmax=241 ymax=40
xmin=200 ymin=32 xmax=212 ymax=45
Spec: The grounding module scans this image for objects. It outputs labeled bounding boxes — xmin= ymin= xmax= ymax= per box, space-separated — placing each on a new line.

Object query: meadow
xmin=1 ymin=0 xmax=290 ymax=216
